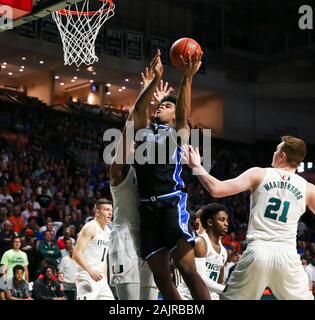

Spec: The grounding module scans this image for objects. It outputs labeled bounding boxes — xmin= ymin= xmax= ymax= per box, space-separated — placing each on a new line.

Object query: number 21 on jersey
xmin=264 ymin=197 xmax=290 ymax=223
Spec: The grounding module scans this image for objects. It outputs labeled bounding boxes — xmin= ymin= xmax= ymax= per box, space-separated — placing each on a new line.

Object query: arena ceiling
xmin=0 ymin=0 xmax=314 ymax=95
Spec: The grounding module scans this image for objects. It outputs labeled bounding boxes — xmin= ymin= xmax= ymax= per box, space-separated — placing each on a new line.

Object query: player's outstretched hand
xmin=89 ymin=270 xmax=104 ymax=282
xmin=150 ymin=49 xmax=164 ymax=79
xmin=154 ymin=80 xmax=174 ymax=103
xmin=181 ymin=145 xmax=201 ymax=169
xmin=179 ymin=51 xmax=203 ymax=78
xmin=141 ymin=67 xmax=154 ymax=90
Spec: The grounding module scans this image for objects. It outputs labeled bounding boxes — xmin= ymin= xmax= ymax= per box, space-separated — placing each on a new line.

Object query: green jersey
xmin=0 ymin=249 xmax=28 ymax=279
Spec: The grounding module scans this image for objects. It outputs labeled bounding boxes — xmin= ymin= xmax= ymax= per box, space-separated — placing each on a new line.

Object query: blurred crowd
xmin=0 ymin=101 xmax=314 ymax=300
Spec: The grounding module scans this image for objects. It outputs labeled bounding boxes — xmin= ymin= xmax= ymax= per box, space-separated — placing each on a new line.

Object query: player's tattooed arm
xmin=218 ymin=266 xmax=225 ymax=285
xmin=134 ymin=49 xmax=163 ymax=130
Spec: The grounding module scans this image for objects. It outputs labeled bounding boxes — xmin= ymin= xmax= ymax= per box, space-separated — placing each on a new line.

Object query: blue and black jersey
xmin=135 ymin=123 xmax=195 ymax=258
xmin=134 ymin=123 xmax=185 ymax=198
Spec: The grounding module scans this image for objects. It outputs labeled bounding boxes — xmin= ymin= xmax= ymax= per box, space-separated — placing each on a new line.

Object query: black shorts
xmin=139 ymin=191 xmax=195 ymax=260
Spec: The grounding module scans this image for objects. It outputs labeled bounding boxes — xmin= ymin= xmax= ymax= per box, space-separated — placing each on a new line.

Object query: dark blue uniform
xmin=135 ymin=124 xmax=195 ymax=260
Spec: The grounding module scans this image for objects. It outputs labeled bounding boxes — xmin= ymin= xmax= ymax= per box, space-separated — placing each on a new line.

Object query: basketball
xmin=169 ymin=38 xmax=202 ymax=69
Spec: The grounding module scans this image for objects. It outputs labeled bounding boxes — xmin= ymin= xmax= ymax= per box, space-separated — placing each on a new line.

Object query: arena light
xmin=60 ymin=82 xmax=65 ymax=86
xmin=307 ymin=162 xmax=313 ymax=169
xmin=122 ymin=86 xmax=126 ymax=90
xmin=8 ymin=72 xmax=13 ymax=76
xmin=140 ymin=82 xmax=143 ymax=85
xmin=125 ymin=78 xmax=129 ymax=82
xmin=19 ymin=69 xmax=24 ymax=72
xmin=89 ymin=80 xmax=93 ymax=83
xmin=71 ymin=79 xmax=76 ymax=83
xmin=3 ymin=62 xmax=7 ymax=65
xmin=87 ymin=94 xmax=94 ymax=104
xmin=118 ymin=88 xmax=122 ymax=92
xmin=150 ymin=101 xmax=155 ymax=105
xmin=1 ymin=65 xmax=6 ymax=69
xmin=106 ymin=92 xmax=111 ymax=95
xmin=73 ymin=76 xmax=78 ymax=80
xmin=20 ymin=66 xmax=25 ymax=69
xmin=22 ymin=57 xmax=26 ymax=60
xmin=297 ymin=162 xmax=305 ymax=173
xmin=55 ymin=76 xmax=60 ymax=80
xmin=92 ymin=72 xmax=96 ymax=75
xmin=106 ymin=83 xmax=111 ymax=87
xmin=40 ymin=60 xmax=44 ymax=64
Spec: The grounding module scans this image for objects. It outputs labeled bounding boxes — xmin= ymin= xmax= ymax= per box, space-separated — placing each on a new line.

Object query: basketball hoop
xmin=52 ymin=0 xmax=115 ymax=66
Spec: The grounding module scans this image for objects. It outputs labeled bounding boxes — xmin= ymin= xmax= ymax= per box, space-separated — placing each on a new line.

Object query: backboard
xmin=0 ymin=0 xmax=83 ymax=31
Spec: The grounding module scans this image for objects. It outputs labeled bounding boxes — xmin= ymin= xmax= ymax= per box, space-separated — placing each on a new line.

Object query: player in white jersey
xmin=182 ymin=136 xmax=315 ymax=300
xmin=109 ymin=164 xmax=158 ymax=300
xmin=73 ymin=199 xmax=114 ymax=300
xmin=178 ymin=203 xmax=228 ymax=300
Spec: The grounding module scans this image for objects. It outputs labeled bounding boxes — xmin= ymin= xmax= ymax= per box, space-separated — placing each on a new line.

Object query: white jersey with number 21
xmin=247 ymin=168 xmax=306 ymax=247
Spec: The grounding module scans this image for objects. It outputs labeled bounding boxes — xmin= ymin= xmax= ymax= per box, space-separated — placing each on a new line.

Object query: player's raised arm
xmin=306 ymin=182 xmax=315 ymax=214
xmin=109 ymin=108 xmax=135 ymax=187
xmin=134 ymin=49 xmax=163 ymax=130
xmin=110 ymin=70 xmax=172 ymax=186
xmin=182 ymin=145 xmax=264 ymax=197
xmin=175 ymin=52 xmax=202 ymax=144
xmin=72 ymin=224 xmax=102 ymax=282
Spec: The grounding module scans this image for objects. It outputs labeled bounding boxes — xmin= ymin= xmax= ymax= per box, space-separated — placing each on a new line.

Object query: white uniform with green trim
xmin=201 ymin=233 xmax=227 ymax=300
xmin=222 ymin=168 xmax=313 ymax=300
xmin=75 ymin=220 xmax=114 ymax=300
xmin=178 ymin=233 xmax=227 ymax=300
xmin=109 ymin=167 xmax=155 ymax=288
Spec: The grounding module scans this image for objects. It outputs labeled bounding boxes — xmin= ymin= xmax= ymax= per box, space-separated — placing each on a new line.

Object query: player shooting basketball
xmin=132 ymin=49 xmax=210 ymax=300
xmin=108 ymin=71 xmax=173 ymax=301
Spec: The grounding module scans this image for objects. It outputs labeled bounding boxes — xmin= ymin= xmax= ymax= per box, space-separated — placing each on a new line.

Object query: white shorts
xmin=222 ymin=243 xmax=313 ymax=300
xmin=177 ymin=282 xmax=220 ymax=300
xmin=109 ymin=226 xmax=155 ymax=287
xmin=75 ymin=271 xmax=114 ymax=300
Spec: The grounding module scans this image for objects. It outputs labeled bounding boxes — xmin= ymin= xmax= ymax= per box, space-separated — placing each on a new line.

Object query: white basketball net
xmin=52 ymin=0 xmax=115 ymax=66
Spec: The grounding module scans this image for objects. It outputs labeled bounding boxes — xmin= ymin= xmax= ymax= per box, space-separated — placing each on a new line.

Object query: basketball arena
xmin=0 ymin=0 xmax=314 ymax=303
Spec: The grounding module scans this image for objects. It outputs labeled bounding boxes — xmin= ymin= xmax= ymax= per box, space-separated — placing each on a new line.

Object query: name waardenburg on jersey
xmin=263 ymin=180 xmax=303 ymax=200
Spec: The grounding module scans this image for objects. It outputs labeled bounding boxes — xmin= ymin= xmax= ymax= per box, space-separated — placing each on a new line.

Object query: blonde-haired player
xmin=73 ymin=199 xmax=114 ymax=300
xmin=183 ymin=136 xmax=315 ymax=300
